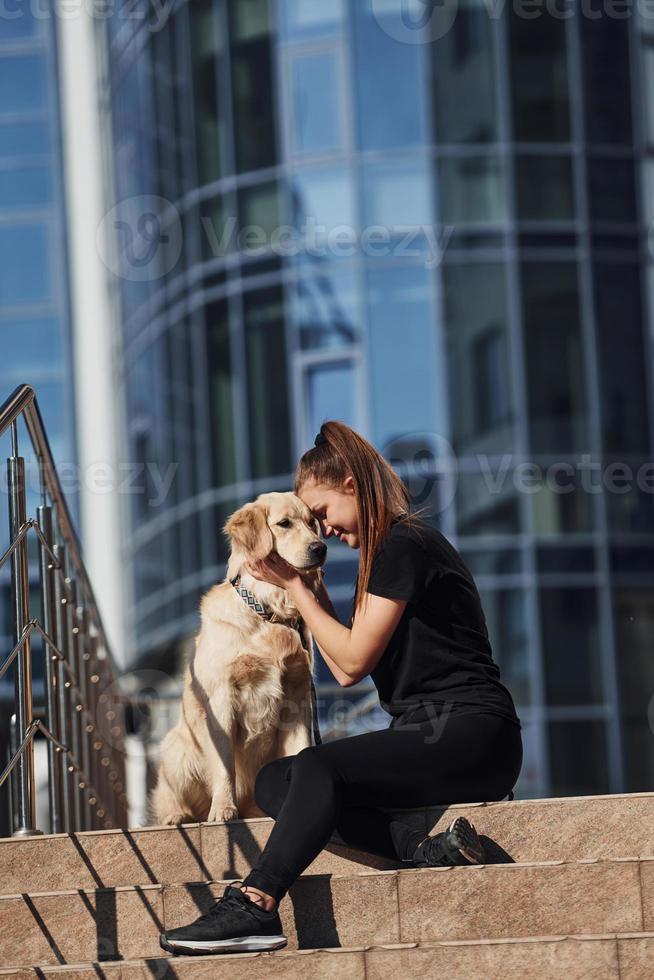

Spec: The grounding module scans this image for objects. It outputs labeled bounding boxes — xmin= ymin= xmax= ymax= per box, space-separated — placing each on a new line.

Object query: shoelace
xmin=417 ymin=831 xmax=465 ymax=866
xmin=200 ymin=883 xmax=263 ymax=921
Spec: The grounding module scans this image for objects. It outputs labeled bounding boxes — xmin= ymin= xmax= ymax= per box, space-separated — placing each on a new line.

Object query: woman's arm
xmin=244 ymin=555 xmax=406 ymax=686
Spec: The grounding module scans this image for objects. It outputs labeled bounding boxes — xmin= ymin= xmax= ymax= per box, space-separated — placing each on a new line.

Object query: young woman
xmin=160 ymin=421 xmax=523 ymax=956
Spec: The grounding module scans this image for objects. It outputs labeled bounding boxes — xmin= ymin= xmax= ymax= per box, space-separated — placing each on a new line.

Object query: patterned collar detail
xmin=230 ymin=574 xmax=302 ymax=632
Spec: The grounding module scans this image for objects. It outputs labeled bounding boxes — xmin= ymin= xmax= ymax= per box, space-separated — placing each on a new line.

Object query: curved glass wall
xmin=102 ymin=0 xmax=654 ymax=798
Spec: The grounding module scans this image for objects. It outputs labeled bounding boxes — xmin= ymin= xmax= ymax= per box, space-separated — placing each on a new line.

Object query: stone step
xmin=0 ymin=858 xmax=653 ymax=969
xmin=1 ymin=791 xmax=652 ymax=896
xmin=1 ymin=931 xmax=653 ymax=980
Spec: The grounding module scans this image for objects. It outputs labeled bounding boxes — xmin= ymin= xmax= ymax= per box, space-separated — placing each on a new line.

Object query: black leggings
xmin=242 ymin=706 xmax=523 ymax=903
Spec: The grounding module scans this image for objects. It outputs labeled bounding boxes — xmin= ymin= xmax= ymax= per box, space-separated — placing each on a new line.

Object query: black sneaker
xmin=411 ymin=816 xmax=486 ymax=867
xmin=159 ymin=881 xmax=288 ymax=955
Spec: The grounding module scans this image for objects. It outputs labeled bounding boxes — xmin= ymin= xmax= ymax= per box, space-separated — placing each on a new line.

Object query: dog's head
xmin=223 ymin=491 xmax=327 ymax=572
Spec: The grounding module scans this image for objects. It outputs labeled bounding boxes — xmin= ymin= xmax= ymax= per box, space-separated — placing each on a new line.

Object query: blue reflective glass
xmin=0 ymin=120 xmax=50 ymax=157
xmin=294 ymin=269 xmax=361 ymax=350
xmin=288 ymin=167 xmax=356 ymax=262
xmin=0 ymin=223 xmax=50 ymax=305
xmin=291 ymin=52 xmax=343 ymax=156
xmin=306 ymin=361 xmax=356 ymax=433
xmin=0 ymin=163 xmax=52 ymax=208
xmin=282 ymin=0 xmax=345 ymax=38
xmin=352 ymin=0 xmax=427 ymax=150
xmin=0 ymin=4 xmax=39 ymax=40
xmin=0 ymin=54 xmax=48 ymax=113
xmin=0 ymin=317 xmax=63 ymax=376
xmin=366 ymin=265 xmax=440 ymax=450
xmin=361 ymin=157 xmax=433 ymax=229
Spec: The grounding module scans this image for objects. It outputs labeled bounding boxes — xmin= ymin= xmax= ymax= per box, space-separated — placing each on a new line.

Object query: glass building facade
xmin=0 ymin=10 xmax=76 ymax=703
xmin=0 ymin=6 xmax=76 ymax=835
xmin=100 ymin=0 xmax=654 ymax=799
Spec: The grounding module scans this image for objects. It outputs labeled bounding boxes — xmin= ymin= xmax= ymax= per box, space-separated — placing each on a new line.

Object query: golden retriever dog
xmin=149 ymin=491 xmax=327 ymax=825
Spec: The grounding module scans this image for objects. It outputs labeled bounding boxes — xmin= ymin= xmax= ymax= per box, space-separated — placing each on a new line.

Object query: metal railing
xmin=0 ymin=384 xmax=131 ymax=836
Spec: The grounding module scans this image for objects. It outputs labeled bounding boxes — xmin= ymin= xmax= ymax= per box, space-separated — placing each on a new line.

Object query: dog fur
xmin=149 ymin=491 xmax=326 ymax=825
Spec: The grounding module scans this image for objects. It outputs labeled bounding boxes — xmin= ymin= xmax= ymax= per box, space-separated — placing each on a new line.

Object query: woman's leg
xmin=241 ymin=712 xmax=522 ymax=904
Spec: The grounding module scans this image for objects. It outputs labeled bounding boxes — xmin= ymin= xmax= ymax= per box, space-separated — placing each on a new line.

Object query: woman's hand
xmin=244 ymin=552 xmax=303 ymax=592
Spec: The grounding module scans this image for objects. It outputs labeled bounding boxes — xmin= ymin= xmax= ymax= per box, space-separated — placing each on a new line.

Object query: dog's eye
xmin=277 ymin=518 xmax=292 ymax=528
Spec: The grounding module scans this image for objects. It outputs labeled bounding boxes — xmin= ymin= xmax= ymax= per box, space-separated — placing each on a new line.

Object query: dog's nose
xmin=309 ymin=540 xmax=327 ymax=560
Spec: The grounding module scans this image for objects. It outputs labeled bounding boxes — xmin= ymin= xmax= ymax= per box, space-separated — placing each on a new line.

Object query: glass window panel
xmin=306 ymin=361 xmax=356 ymax=435
xmin=605 ymin=459 xmax=654 ymax=535
xmin=610 ymin=547 xmax=654 ymax=575
xmin=438 ymin=156 xmax=506 ymax=225
xmin=190 ymin=0 xmax=224 ymax=186
xmin=0 ymin=317 xmax=63 ymax=377
xmin=614 ymin=589 xmax=654 ymax=791
xmin=205 ymin=300 xmax=236 ymax=488
xmin=442 ymin=263 xmax=515 ymax=455
xmin=293 ymin=269 xmax=361 ymax=350
xmin=0 ymin=56 xmax=47 ymax=114
xmin=361 ymin=157 xmax=432 ymax=230
xmin=477 ymin=588 xmax=531 ymax=707
xmin=581 ymin=17 xmax=632 ymax=145
xmin=200 ymin=195 xmax=236 ymax=262
xmin=244 ymin=286 xmax=292 ymax=478
xmin=643 ymin=44 xmax=654 ymax=144
xmin=541 ymin=588 xmax=602 ymax=705
xmin=291 ymin=51 xmax=344 ymax=156
xmin=366 ymin=265 xmax=439 ymax=451
xmin=531 ymin=468 xmax=594 ymax=535
xmin=536 ymin=547 xmax=595 ymax=574
xmin=509 ymin=10 xmax=570 ymax=141
xmin=0 ymin=121 xmax=50 ymax=158
xmin=282 ymin=0 xmax=345 ymax=39
xmin=0 ymin=223 xmax=50 ymax=306
xmin=288 ymin=167 xmax=356 ymax=262
xmin=229 ymin=0 xmax=278 ymax=172
xmin=515 ymin=156 xmax=574 ymax=221
xmin=352 ymin=0 xmax=427 ymax=150
xmin=521 ymin=262 xmax=589 ymax=454
xmin=454 ymin=468 xmax=521 ymax=536
xmin=238 ymin=180 xmax=280 ymax=253
xmin=587 ymin=157 xmax=637 ymax=224
xmin=593 ymin=263 xmax=650 ymax=454
xmin=431 ymin=0 xmax=498 ymax=143
xmin=548 ymin=720 xmax=609 ymax=796
xmin=0 ymin=162 xmax=52 ymax=209
xmin=0 ymin=6 xmax=39 ymax=38
xmin=462 ymin=549 xmax=522 ymax=576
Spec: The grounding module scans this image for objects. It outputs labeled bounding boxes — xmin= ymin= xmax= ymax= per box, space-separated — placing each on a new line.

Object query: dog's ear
xmin=224 ymin=503 xmax=274 ymax=560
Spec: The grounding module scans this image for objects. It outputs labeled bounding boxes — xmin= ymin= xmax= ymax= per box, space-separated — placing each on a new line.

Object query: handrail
xmin=0 ymin=384 xmax=131 ymax=836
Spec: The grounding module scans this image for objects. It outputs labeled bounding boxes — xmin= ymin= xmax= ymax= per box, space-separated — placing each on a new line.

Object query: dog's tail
xmin=230 ymin=655 xmax=284 ymax=744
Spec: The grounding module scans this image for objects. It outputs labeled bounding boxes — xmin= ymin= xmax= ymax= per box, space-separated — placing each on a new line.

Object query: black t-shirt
xmin=365 ymin=518 xmax=521 ymax=729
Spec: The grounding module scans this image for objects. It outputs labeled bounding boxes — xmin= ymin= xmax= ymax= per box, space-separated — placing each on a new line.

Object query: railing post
xmin=7 ymin=425 xmax=40 ymax=837
xmin=37 ymin=504 xmax=63 ymax=834
xmin=53 ymin=542 xmax=73 ymax=833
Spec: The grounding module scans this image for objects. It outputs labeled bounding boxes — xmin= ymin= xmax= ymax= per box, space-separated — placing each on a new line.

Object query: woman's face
xmin=298 ymin=477 xmax=360 ymax=548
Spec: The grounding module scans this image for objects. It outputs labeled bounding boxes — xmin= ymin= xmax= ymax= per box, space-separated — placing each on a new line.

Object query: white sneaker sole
xmin=160 ymin=934 xmax=288 ymax=955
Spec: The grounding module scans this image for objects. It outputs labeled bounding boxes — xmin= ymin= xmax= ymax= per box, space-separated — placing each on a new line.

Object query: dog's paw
xmin=158 ymin=813 xmax=189 ymax=826
xmin=208 ymin=802 xmax=240 ymax=824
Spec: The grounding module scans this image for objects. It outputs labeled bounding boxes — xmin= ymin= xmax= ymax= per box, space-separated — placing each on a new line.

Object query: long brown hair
xmin=294 ymin=420 xmax=430 ymax=621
